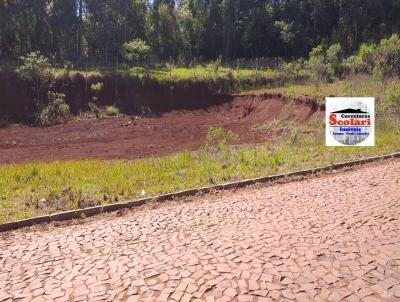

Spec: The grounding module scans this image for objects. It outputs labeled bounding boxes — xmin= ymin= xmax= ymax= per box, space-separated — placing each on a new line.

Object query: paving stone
xmin=281 ymin=288 xmax=295 ymax=300
xmin=294 ymin=292 xmax=310 ymax=302
xmin=328 ymin=289 xmax=353 ymax=302
xmin=0 ymin=292 xmax=12 ymax=302
xmin=249 ymin=280 xmax=260 ymax=291
xmin=223 ymin=287 xmax=237 ymax=298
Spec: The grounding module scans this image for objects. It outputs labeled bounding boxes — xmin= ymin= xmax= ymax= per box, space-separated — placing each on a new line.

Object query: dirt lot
xmin=0 ymin=95 xmax=322 ymax=164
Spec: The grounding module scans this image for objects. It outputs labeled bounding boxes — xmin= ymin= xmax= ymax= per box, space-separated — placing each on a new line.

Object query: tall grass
xmin=56 ymin=64 xmax=277 ymax=82
xmin=243 ymin=75 xmax=400 ymax=114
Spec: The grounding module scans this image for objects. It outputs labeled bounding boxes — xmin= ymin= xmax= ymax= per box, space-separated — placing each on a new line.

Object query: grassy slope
xmin=0 ymin=75 xmax=399 ymax=223
xmin=241 ymin=75 xmax=400 ymax=113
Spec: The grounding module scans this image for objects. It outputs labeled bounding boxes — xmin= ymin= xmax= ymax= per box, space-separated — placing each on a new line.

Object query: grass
xmin=241 ymin=75 xmax=400 ymax=113
xmin=56 ymin=64 xmax=276 ymax=82
xmin=0 ymin=115 xmax=399 ymax=224
xmin=103 ymin=105 xmax=120 ymax=117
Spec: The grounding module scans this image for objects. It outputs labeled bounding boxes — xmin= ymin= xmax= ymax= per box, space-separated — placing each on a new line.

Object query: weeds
xmin=103 ymin=105 xmax=120 ymax=117
xmin=90 ymin=82 xmax=104 ymax=102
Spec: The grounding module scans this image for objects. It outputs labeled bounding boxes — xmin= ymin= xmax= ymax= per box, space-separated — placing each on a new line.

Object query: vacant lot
xmin=0 ymin=78 xmax=399 ymax=224
xmin=0 ymin=94 xmax=320 ymax=164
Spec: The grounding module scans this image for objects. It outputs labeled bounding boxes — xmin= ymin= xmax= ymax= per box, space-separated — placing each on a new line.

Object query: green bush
xmin=90 ymin=82 xmax=104 ymax=102
xmin=121 ymin=39 xmax=151 ymax=67
xmin=38 ymin=92 xmax=70 ymax=126
xmin=306 ymin=43 xmax=343 ymax=84
xmin=16 ymin=51 xmax=55 ymax=106
xmin=280 ymin=58 xmax=307 ymax=79
xmin=103 ymin=105 xmax=120 ymax=117
xmin=306 ymin=45 xmax=332 ymax=85
xmin=326 ymin=43 xmax=342 ymax=76
xmin=90 ymin=82 xmax=103 ymax=94
xmin=374 ymin=33 xmax=400 ymax=77
xmin=378 ymin=88 xmax=400 ymax=114
xmin=343 ymin=55 xmax=364 ymax=75
xmin=357 ymin=43 xmax=376 ymax=73
xmin=347 ymin=34 xmax=400 ymax=78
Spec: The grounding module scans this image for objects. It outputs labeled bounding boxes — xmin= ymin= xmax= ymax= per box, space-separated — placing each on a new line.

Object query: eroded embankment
xmin=0 ymin=94 xmax=324 ymax=164
xmin=0 ymin=71 xmax=307 ymax=122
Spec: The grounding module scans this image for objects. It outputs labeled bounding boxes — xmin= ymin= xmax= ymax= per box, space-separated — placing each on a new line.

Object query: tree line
xmin=1 ymin=0 xmax=400 ymax=65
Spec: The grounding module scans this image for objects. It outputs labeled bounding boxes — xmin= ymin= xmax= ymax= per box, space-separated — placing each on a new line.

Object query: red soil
xmin=0 ymin=95 xmax=323 ymax=164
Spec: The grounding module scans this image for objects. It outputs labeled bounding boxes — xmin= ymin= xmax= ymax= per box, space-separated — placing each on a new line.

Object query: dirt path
xmin=1 ymin=160 xmax=399 ymax=301
xmin=0 ymin=96 xmax=321 ymax=164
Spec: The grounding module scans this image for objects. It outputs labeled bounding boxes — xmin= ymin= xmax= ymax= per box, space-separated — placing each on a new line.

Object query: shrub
xmin=16 ymin=51 xmax=55 ymax=106
xmin=90 ymin=82 xmax=103 ymax=102
xmin=103 ymin=105 xmax=120 ymax=117
xmin=38 ymin=92 xmax=70 ymax=126
xmin=306 ymin=43 xmax=343 ymax=84
xmin=378 ymin=88 xmax=400 ymax=114
xmin=90 ymin=82 xmax=103 ymax=94
xmin=121 ymin=39 xmax=151 ymax=67
xmin=343 ymin=55 xmax=364 ymax=75
xmin=374 ymin=33 xmax=400 ymax=77
xmin=204 ymin=126 xmax=239 ymax=155
xmin=326 ymin=43 xmax=342 ymax=76
xmin=280 ymin=58 xmax=306 ymax=79
xmin=63 ymin=61 xmax=74 ymax=77
xmin=306 ymin=45 xmax=331 ymax=85
xmin=213 ymin=55 xmax=223 ymax=75
xmin=357 ymin=43 xmax=376 ymax=73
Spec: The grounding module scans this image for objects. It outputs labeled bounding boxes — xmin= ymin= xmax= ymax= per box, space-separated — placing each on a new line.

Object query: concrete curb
xmin=1 ymin=152 xmax=399 ymax=233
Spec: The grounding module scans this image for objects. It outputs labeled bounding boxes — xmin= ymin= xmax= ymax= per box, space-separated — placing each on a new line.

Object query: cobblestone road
xmin=1 ymin=160 xmax=400 ymax=302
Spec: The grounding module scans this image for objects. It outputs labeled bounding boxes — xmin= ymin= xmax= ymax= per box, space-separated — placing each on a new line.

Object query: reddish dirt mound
xmin=0 ymin=95 xmax=323 ymax=164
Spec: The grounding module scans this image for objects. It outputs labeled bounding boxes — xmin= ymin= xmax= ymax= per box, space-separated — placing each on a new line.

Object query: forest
xmin=1 ymin=0 xmax=400 ymax=65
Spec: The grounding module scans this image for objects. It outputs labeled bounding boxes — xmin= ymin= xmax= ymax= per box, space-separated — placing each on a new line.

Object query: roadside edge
xmin=1 ymin=151 xmax=399 ymax=232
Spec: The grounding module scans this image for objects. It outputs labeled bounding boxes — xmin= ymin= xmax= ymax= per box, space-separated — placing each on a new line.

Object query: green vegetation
xmin=51 ymin=64 xmax=278 ymax=83
xmin=103 ymin=105 xmax=120 ymax=117
xmin=15 ymin=52 xmax=56 ymax=106
xmin=243 ymin=76 xmax=400 ymax=113
xmin=90 ymin=82 xmax=104 ymax=103
xmin=121 ymin=39 xmax=151 ymax=68
xmin=2 ymin=1 xmax=399 ymax=64
xmin=38 ymin=92 xmax=70 ymax=126
xmin=90 ymin=82 xmax=104 ymax=93
xmin=120 ymin=64 xmax=276 ymax=82
xmin=1 ymin=118 xmax=399 ymax=224
xmin=1 ymin=2 xmax=400 ymax=225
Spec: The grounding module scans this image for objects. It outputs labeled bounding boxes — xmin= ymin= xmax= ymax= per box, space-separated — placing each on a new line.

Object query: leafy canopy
xmin=121 ymin=39 xmax=151 ymax=65
xmin=16 ymin=51 xmax=55 ymax=84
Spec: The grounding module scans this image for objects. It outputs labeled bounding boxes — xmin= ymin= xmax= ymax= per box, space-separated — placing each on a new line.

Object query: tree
xmin=1 ymin=0 xmax=400 ymax=64
xmin=50 ymin=0 xmax=78 ymax=61
xmin=274 ymin=21 xmax=296 ymax=57
xmin=121 ymin=39 xmax=151 ymax=66
xmin=151 ymin=2 xmax=182 ymax=60
xmin=16 ymin=51 xmax=55 ymax=106
xmin=374 ymin=33 xmax=400 ymax=78
xmin=326 ymin=43 xmax=342 ymax=76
